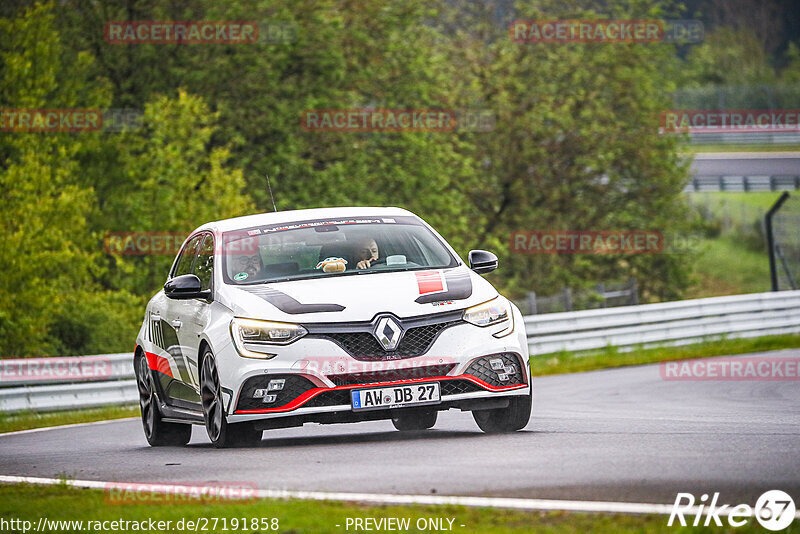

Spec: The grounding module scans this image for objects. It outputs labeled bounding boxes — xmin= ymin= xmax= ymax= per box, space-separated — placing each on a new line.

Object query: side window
xmin=173 ymin=235 xmax=202 ymax=278
xmin=194 ymin=234 xmax=214 ymax=291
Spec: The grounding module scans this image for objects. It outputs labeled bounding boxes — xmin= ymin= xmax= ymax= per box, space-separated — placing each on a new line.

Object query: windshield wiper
xmin=234 ymin=265 xmax=445 ymax=285
xmin=355 ymin=266 xmax=431 ymax=275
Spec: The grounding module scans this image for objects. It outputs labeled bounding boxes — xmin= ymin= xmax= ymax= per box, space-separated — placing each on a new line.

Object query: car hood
xmin=219 ymin=266 xmax=498 ymax=323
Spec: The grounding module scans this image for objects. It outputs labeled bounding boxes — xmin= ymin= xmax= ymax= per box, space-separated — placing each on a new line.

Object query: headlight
xmin=463 ymin=297 xmax=514 ymax=337
xmin=230 ymin=317 xmax=308 ymax=359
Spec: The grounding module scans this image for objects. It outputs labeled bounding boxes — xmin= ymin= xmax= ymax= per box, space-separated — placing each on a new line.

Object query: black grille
xmin=441 ymin=379 xmax=482 ymax=395
xmin=305 ymin=379 xmax=483 ymax=408
xmin=465 ymin=353 xmax=526 ymax=388
xmin=236 ymin=374 xmax=316 ymax=411
xmin=306 ymin=389 xmax=352 ymax=407
xmin=326 ymin=364 xmax=456 ymax=386
xmin=320 ymin=321 xmax=459 ymax=361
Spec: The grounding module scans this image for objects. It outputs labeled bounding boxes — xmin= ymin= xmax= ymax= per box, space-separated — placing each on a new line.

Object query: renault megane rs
xmin=134 ymin=207 xmax=532 ymax=447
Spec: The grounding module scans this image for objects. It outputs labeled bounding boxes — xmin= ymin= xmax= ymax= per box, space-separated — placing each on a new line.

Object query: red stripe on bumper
xmin=234 ymin=374 xmax=527 ymax=414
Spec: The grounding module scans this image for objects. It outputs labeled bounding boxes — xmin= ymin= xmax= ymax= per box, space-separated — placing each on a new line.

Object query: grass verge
xmin=686 ymin=236 xmax=771 ymax=298
xmin=0 ymin=405 xmax=138 ymax=434
xmin=532 ymin=333 xmax=800 ymax=376
xmin=687 ymin=190 xmax=784 ymax=212
xmin=0 ymin=482 xmax=780 ymax=534
xmin=683 ymin=192 xmax=782 ymax=297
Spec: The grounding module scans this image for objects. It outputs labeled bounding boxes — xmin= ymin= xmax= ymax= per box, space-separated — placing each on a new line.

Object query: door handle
xmin=171 ymin=320 xmax=182 ymax=330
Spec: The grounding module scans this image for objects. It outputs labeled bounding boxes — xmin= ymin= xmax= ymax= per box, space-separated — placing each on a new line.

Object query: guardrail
xmin=525 ymin=290 xmax=800 ymax=355
xmin=0 ymin=354 xmax=137 ymax=413
xmin=0 ymin=380 xmax=137 ymax=413
xmin=0 ymin=353 xmax=133 ymax=387
xmin=690 ymin=132 xmax=800 ymax=145
xmin=2 ymin=291 xmax=800 ymax=413
xmin=684 ymin=175 xmax=800 ymax=192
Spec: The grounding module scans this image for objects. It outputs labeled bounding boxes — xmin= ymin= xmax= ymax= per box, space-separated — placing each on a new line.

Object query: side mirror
xmin=164 ymin=274 xmax=211 ymax=300
xmin=468 ymin=249 xmax=498 ymax=274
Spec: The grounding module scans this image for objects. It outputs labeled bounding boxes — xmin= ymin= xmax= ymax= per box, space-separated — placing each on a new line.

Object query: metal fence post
xmin=528 ymin=292 xmax=537 ymax=315
xmin=766 ymin=192 xmax=791 ymax=291
xmin=596 ymin=282 xmax=606 ymax=308
xmin=562 ymin=287 xmax=573 ymax=312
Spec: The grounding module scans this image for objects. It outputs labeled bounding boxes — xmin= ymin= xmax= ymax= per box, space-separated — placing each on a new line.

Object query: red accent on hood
xmin=415 ymin=271 xmax=444 ymax=295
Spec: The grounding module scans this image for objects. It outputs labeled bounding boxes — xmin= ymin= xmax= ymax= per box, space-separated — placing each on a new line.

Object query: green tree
xmin=443 ymin=0 xmax=693 ymax=301
xmin=0 ymin=0 xmax=705 ymax=360
xmin=42 ymin=0 xmax=482 ymax=250
xmin=0 ymin=3 xmax=141 ymax=355
xmin=680 ymin=27 xmax=776 ymax=87
xmin=0 ymin=4 xmax=251 ymax=355
xmin=100 ymin=90 xmax=254 ymax=296
xmin=780 ymin=42 xmax=800 ymax=85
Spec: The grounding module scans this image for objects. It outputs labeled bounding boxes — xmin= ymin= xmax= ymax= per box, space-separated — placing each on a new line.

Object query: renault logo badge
xmin=374 ymin=316 xmax=403 ymax=351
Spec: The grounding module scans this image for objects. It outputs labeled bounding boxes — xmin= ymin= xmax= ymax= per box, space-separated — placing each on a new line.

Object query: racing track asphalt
xmin=1 ymin=350 xmax=798 ymax=505
xmin=691 ymin=152 xmax=800 ymax=177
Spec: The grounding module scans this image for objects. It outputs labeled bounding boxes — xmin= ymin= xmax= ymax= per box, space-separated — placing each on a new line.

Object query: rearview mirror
xmin=468 ymin=250 xmax=498 ymax=274
xmin=164 ymin=274 xmax=211 ymax=300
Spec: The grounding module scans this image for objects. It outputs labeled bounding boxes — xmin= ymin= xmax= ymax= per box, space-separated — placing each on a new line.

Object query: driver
xmin=355 ymin=238 xmax=379 ymax=269
xmin=233 ymin=251 xmax=263 ymax=279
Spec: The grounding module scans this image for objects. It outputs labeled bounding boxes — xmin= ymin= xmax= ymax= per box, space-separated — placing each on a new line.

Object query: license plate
xmin=351 ymin=383 xmax=441 ymax=411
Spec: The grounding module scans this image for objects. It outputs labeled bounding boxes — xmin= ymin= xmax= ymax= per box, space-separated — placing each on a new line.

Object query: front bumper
xmin=227 ymin=352 xmax=530 ymax=424
xmin=219 ymin=305 xmax=532 ymax=424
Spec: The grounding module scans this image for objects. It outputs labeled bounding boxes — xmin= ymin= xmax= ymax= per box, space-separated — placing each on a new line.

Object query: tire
xmin=472 ymin=392 xmax=532 ymax=433
xmin=391 ymin=408 xmax=437 ymax=431
xmin=200 ymin=351 xmax=262 ymax=448
xmin=135 ymin=355 xmax=192 ymax=446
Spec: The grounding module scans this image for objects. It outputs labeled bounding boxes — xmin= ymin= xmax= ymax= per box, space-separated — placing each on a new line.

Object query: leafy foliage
xmin=1 ymin=0 xmax=744 ymax=355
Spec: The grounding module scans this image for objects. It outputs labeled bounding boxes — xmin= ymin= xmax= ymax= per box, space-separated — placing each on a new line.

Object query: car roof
xmin=194 ymin=206 xmax=417 ymax=234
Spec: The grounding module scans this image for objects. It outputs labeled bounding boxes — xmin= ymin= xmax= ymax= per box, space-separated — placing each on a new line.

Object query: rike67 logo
xmin=669 ymin=490 xmax=796 ymax=530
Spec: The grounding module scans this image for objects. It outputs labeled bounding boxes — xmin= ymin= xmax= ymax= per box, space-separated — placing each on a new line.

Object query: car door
xmin=160 ymin=234 xmax=204 ymax=406
xmin=176 ymin=232 xmax=215 ymax=394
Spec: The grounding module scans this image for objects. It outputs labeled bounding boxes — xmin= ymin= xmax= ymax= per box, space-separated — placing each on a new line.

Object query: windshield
xmin=221 ymin=216 xmax=458 ymax=285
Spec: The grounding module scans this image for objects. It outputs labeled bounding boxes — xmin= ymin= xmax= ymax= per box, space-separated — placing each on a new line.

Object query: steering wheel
xmin=354 ymin=257 xmax=385 ymax=270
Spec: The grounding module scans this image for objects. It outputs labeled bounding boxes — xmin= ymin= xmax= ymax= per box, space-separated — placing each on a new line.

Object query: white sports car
xmin=134 ymin=207 xmax=532 ymax=447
